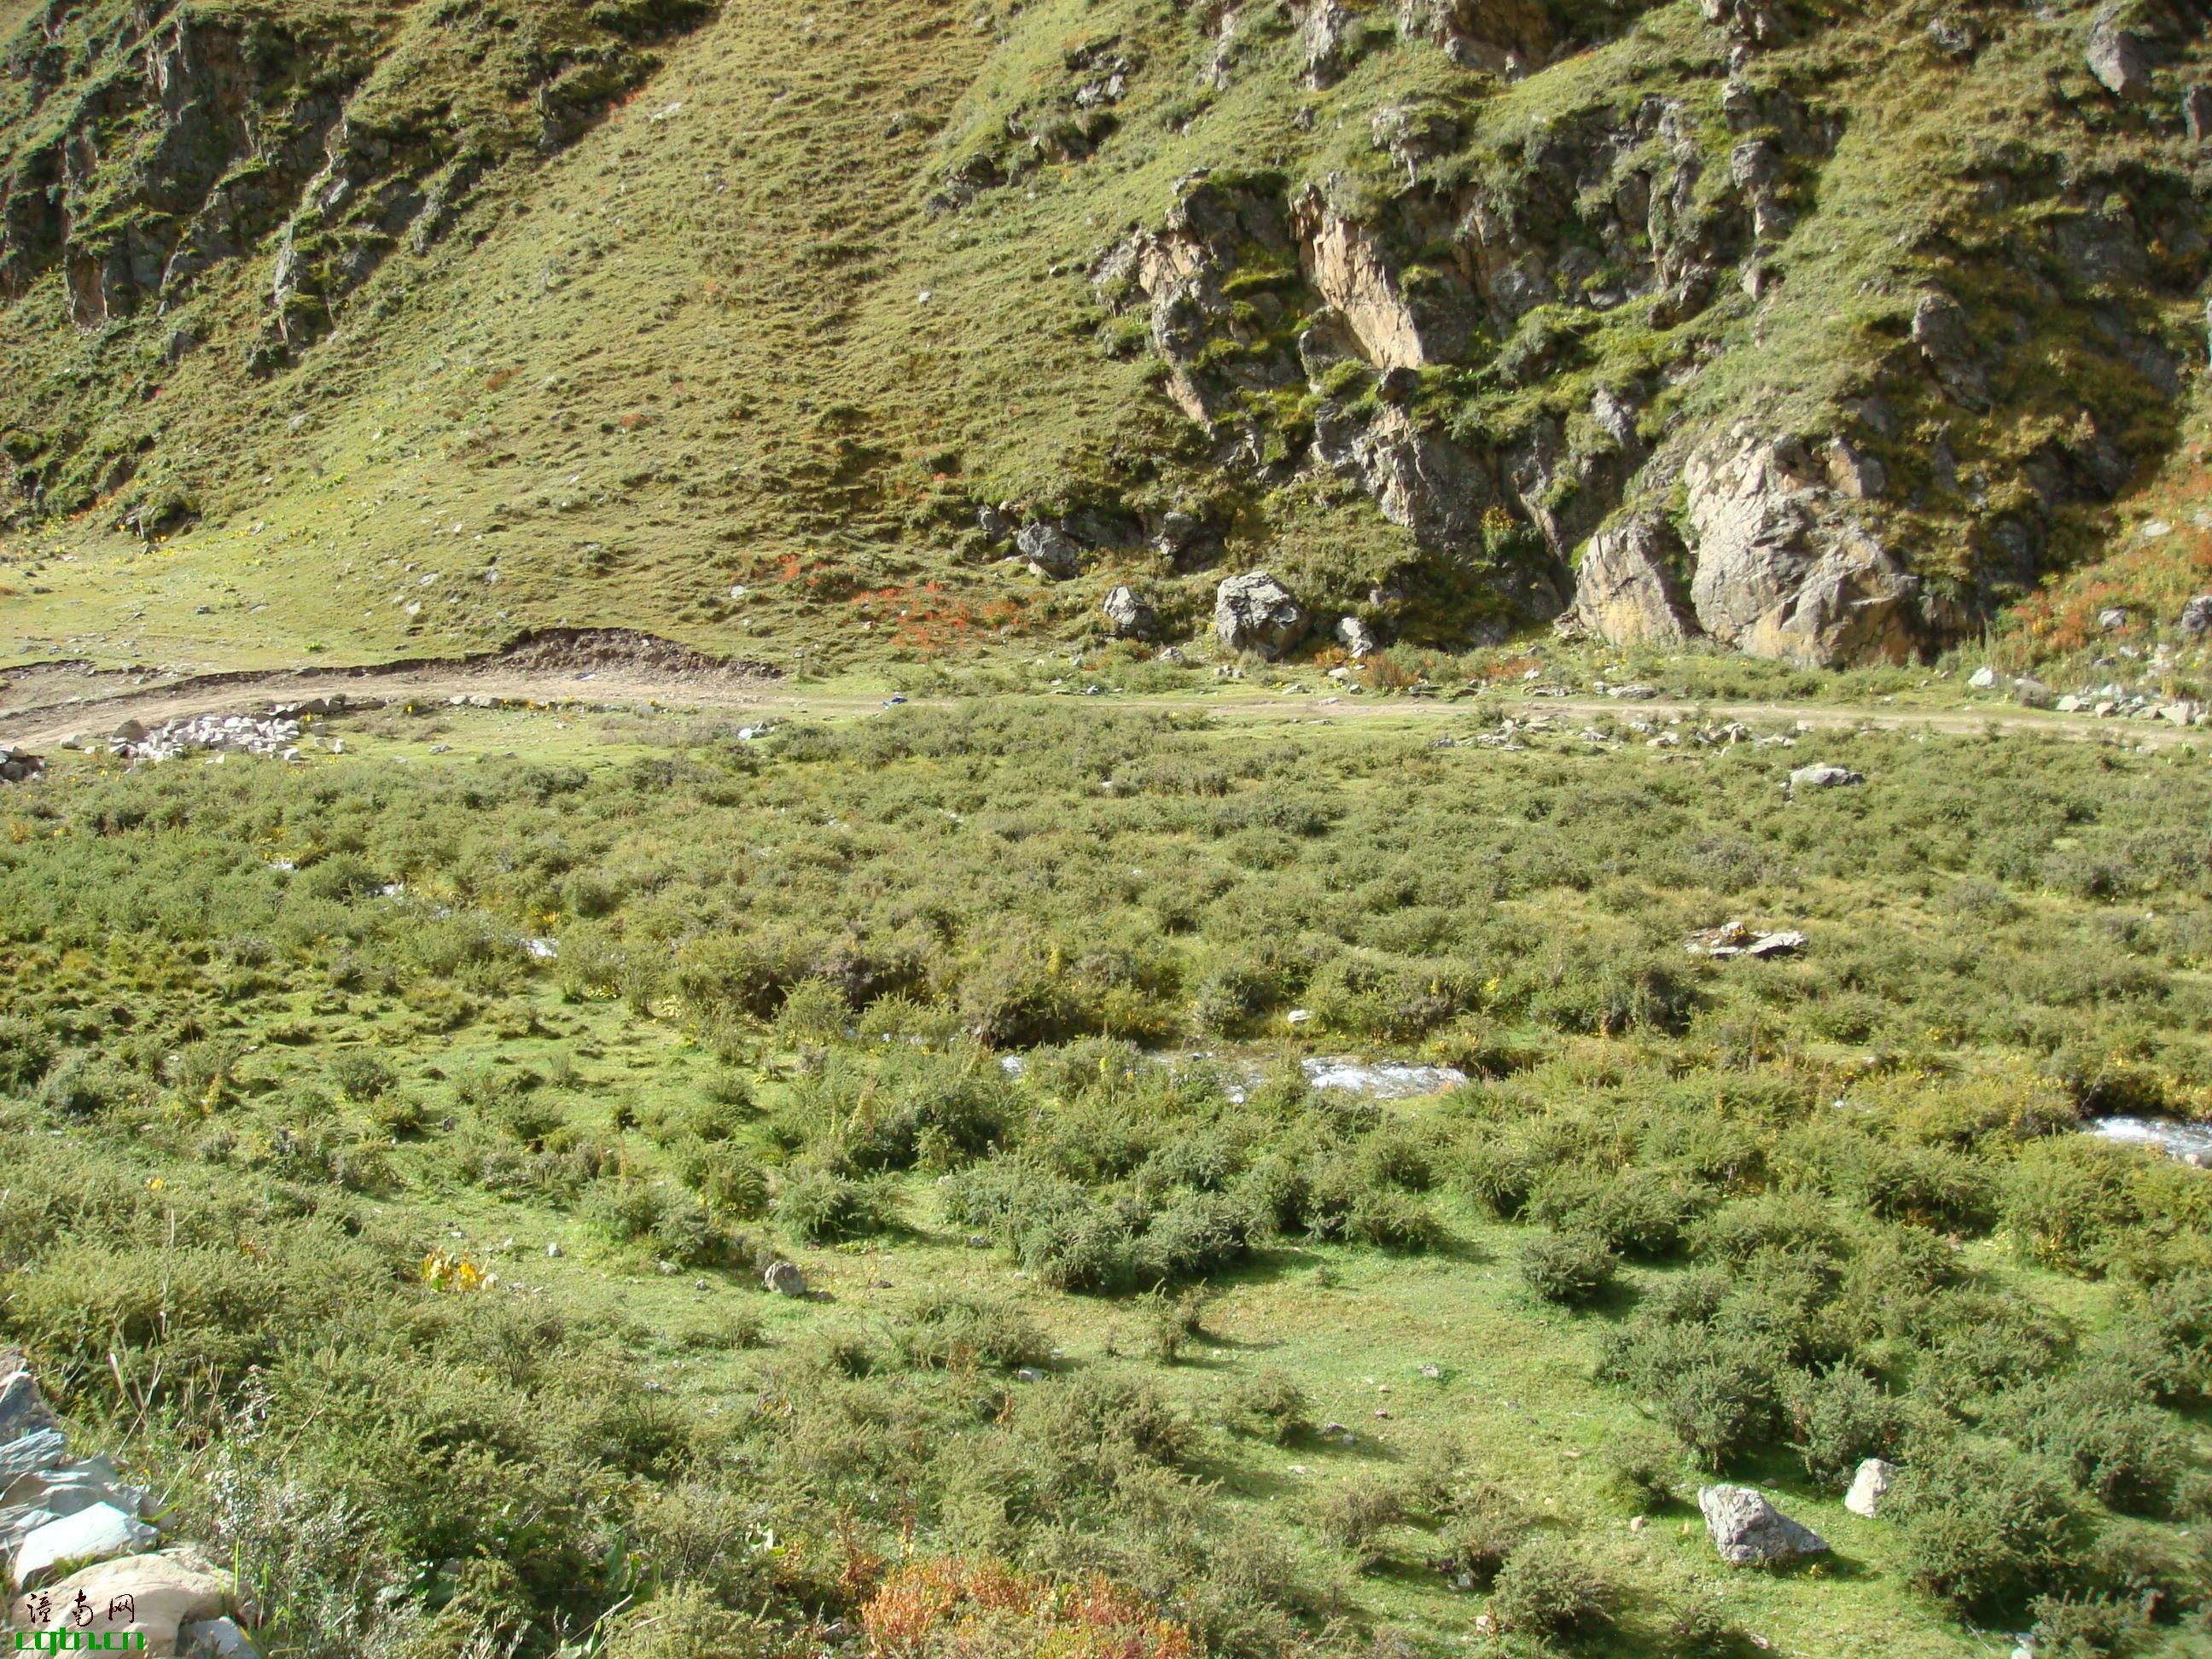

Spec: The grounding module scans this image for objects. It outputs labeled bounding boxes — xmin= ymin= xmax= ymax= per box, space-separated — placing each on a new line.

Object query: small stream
xmin=2093 ymin=1116 xmax=2212 ymax=1164
xmin=997 ymin=1052 xmax=1468 ymax=1102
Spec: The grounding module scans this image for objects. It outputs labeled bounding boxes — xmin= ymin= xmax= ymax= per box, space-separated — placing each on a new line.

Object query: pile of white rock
xmin=103 ymin=713 xmax=304 ymax=765
xmin=0 ymin=1367 xmax=256 ymax=1656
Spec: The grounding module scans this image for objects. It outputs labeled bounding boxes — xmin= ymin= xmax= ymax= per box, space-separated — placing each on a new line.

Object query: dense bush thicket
xmin=1 ymin=708 xmax=2210 ymax=1653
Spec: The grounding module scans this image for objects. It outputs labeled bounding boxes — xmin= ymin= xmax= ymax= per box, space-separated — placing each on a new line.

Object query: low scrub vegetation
xmin=0 ymin=707 xmax=2208 ymax=1654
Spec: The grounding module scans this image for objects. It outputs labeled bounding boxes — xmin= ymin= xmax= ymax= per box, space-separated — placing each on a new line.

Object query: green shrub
xmin=0 ymin=1016 xmax=52 ymax=1095
xmin=894 ymin=1291 xmax=1051 ymax=1372
xmin=2003 ymin=1140 xmax=2140 ymax=1276
xmin=1313 ymin=1477 xmax=1405 ymax=1571
xmin=328 ymin=1050 xmax=396 ymax=1101
xmin=1519 ymin=1231 xmax=1616 ymax=1306
xmin=1433 ymin=1484 xmax=1532 ymax=1590
xmin=1530 ymin=1167 xmax=1699 ymax=1257
xmin=1456 ymin=1138 xmax=1540 ymax=1219
xmin=2005 ymin=1367 xmax=2186 ymax=1516
xmin=672 ymin=1139 xmax=770 ymax=1219
xmin=37 ymin=1052 xmax=142 ymax=1121
xmin=648 ymin=1195 xmax=731 ymax=1267
xmin=1024 ymin=1372 xmax=1194 ymax=1470
xmin=1137 ymin=1284 xmax=1214 ymax=1364
xmin=606 ymin=1582 xmax=775 ymax=1659
xmin=2026 ymin=1594 xmax=2152 ymax=1659
xmin=1489 ymin=1537 xmax=1611 ymax=1641
xmin=771 ymin=1167 xmax=896 ymax=1243
xmin=1594 ymin=1434 xmax=1679 ymax=1515
xmin=1223 ymin=1368 xmax=1313 ymax=1444
xmin=1788 ymin=1367 xmax=1904 ymax=1489
xmin=1895 ymin=1441 xmax=2093 ymax=1621
xmin=2143 ymin=1270 xmax=2212 ymax=1399
xmin=1342 ymin=1187 xmax=1447 ymax=1252
xmin=581 ymin=1178 xmax=671 ymax=1245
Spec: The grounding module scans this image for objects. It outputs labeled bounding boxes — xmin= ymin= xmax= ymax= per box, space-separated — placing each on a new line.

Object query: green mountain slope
xmin=1 ymin=0 xmax=2209 ymax=670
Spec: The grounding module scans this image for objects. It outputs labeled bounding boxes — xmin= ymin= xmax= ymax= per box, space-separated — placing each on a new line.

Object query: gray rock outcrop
xmin=1016 ymin=522 xmax=1084 ymax=580
xmin=1571 ymin=514 xmax=1697 ymax=646
xmin=2088 ymin=6 xmax=2155 ymax=99
xmin=1697 ymin=1484 xmax=1830 ymax=1563
xmin=1684 ymin=432 xmax=1917 ymax=665
xmin=2180 ymin=595 xmax=2212 ymax=637
xmin=1215 ymin=572 xmax=1311 ymax=658
xmin=1912 ymin=293 xmax=1991 ymax=411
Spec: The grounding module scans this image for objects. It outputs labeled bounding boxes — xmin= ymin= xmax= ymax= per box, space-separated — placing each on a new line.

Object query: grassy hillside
xmin=4 ymin=701 xmax=2212 ymax=1655
xmin=2 ymin=0 xmax=2209 ymax=672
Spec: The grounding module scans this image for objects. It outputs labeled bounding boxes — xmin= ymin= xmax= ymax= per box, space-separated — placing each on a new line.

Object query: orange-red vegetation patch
xmin=859 ymin=1558 xmax=1196 ymax=1659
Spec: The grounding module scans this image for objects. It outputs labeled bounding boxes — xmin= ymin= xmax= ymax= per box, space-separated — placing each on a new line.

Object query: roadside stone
xmin=1334 ymin=615 xmax=1381 ymax=658
xmin=763 ymin=1260 xmax=807 ymax=1297
xmin=2011 ymin=675 xmax=2054 ymax=708
xmin=1214 ymin=571 xmax=1310 ymax=660
xmin=15 ymin=1500 xmax=158 ymax=1588
xmin=1698 ymin=1484 xmax=1829 ymax=1564
xmin=1844 ymin=1458 xmax=1895 ymax=1519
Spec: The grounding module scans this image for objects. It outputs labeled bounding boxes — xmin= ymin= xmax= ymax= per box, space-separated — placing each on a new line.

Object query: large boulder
xmin=2179 ymin=594 xmax=2212 ymax=637
xmin=1789 ymin=763 xmax=1864 ymax=792
xmin=1215 ymin=572 xmax=1311 ymax=659
xmin=1015 ymin=522 xmax=1084 ymax=580
xmin=763 ymin=1260 xmax=807 ymax=1297
xmin=1683 ymin=431 xmax=1917 ymax=666
xmin=1697 ymin=1484 xmax=1829 ymax=1564
xmin=1102 ymin=585 xmax=1160 ymax=640
xmin=1570 ymin=514 xmax=1698 ymax=647
xmin=13 ymin=1544 xmax=238 ymax=1656
xmin=2088 ymin=5 xmax=2154 ymax=99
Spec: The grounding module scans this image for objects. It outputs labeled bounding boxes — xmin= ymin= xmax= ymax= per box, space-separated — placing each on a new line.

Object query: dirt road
xmin=0 ymin=630 xmax=2195 ymax=751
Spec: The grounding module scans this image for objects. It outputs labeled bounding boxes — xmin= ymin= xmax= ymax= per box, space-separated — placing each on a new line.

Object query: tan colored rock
xmin=1291 ymin=194 xmax=1428 ymax=370
xmin=1571 ymin=515 xmax=1697 ymax=647
xmin=1683 ymin=429 xmax=1917 ymax=666
xmin=13 ymin=1545 xmax=240 ymax=1656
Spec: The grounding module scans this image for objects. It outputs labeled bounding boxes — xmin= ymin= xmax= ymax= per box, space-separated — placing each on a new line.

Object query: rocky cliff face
xmin=1079 ymin=0 xmax=2212 ymax=663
